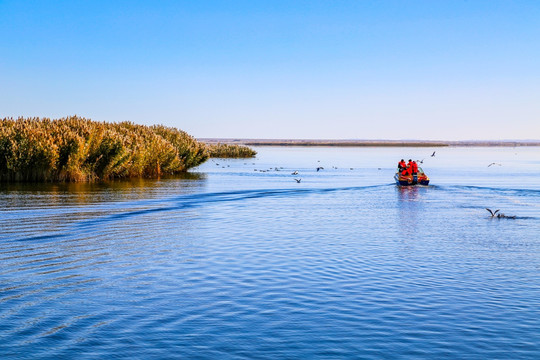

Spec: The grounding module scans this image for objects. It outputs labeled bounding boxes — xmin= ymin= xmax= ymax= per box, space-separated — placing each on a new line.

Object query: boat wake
xmin=13 ymin=184 xmax=394 ymax=243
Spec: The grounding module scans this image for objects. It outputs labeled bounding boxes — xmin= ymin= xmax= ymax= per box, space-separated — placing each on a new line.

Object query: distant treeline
xmin=200 ymin=138 xmax=540 ymax=147
xmin=0 ymin=117 xmax=256 ymax=182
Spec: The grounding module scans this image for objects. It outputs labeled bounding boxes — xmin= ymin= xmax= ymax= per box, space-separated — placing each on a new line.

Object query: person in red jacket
xmin=398 ymin=159 xmax=406 ymax=172
xmin=401 ymin=160 xmax=412 ymax=176
xmin=400 ymin=159 xmax=413 ymax=176
xmin=411 ymin=160 xmax=418 ymax=175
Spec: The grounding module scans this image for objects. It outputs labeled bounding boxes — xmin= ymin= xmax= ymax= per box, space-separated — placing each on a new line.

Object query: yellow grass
xmin=206 ymin=143 xmax=257 ymax=158
xmin=0 ymin=116 xmax=254 ymax=182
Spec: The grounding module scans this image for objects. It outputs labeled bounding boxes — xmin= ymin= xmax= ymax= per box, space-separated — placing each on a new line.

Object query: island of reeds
xmin=0 ymin=116 xmax=256 ymax=182
xmin=206 ymin=143 xmax=257 ymax=158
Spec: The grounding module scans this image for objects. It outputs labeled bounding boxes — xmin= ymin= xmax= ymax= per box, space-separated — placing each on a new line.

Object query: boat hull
xmin=394 ymin=173 xmax=429 ymax=186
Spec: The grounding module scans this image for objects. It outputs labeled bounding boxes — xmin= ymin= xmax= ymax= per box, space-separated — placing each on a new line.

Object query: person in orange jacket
xmin=398 ymin=159 xmax=406 ymax=172
xmin=411 ymin=160 xmax=418 ymax=175
xmin=401 ymin=159 xmax=411 ymax=176
xmin=401 ymin=160 xmax=412 ymax=176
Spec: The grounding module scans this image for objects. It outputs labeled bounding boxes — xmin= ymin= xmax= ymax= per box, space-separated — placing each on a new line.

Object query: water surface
xmin=1 ymin=146 xmax=540 ymax=359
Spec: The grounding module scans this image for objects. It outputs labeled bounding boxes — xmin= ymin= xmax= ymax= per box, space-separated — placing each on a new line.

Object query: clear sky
xmin=1 ymin=0 xmax=539 ymax=140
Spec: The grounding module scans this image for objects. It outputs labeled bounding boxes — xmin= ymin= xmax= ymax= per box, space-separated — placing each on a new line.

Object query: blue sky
xmin=1 ymin=0 xmax=539 ymax=140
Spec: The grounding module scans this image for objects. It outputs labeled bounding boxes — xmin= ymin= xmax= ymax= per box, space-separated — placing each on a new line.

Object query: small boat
xmin=394 ymin=167 xmax=430 ymax=186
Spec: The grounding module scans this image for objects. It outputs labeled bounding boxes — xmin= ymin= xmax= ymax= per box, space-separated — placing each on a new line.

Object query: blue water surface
xmin=1 ymin=146 xmax=540 ymax=359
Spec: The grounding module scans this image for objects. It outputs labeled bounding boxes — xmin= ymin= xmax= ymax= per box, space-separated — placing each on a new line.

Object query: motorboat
xmin=394 ymin=167 xmax=430 ymax=186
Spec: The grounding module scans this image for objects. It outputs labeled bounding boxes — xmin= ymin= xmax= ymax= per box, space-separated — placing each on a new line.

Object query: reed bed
xmin=206 ymin=143 xmax=257 ymax=158
xmin=0 ymin=116 xmax=251 ymax=182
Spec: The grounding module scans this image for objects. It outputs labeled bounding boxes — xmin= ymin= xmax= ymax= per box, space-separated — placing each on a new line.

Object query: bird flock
xmin=212 ymin=157 xmax=355 ymax=185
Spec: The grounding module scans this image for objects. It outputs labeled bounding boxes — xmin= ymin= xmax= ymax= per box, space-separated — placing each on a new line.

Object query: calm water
xmin=1 ymin=146 xmax=540 ymax=359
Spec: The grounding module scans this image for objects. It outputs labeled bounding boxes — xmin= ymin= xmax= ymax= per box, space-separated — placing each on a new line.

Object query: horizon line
xmin=198 ymin=138 xmax=540 ymax=147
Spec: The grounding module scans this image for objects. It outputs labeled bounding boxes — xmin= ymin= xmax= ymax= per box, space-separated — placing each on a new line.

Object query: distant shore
xmin=199 ymin=138 xmax=540 ymax=147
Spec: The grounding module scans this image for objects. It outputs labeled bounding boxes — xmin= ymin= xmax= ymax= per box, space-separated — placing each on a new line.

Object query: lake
xmin=1 ymin=146 xmax=540 ymax=359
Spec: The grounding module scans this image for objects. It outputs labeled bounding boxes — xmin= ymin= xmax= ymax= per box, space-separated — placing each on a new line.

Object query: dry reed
xmin=0 ymin=116 xmax=253 ymax=182
xmin=206 ymin=143 xmax=257 ymax=158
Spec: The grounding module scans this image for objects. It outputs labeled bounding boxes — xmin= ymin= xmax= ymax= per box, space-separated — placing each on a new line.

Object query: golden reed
xmin=0 ymin=116 xmax=255 ymax=182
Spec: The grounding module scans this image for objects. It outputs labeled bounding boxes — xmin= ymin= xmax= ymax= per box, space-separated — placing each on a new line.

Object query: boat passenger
xmin=398 ymin=159 xmax=406 ymax=171
xmin=401 ymin=165 xmax=411 ymax=176
xmin=411 ymin=161 xmax=418 ymax=175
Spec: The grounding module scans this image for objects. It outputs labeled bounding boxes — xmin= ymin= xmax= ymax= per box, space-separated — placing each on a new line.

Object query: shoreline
xmin=198 ymin=138 xmax=540 ymax=147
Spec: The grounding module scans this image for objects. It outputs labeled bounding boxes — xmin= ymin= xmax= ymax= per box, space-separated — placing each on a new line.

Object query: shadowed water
xmin=1 ymin=147 xmax=540 ymax=359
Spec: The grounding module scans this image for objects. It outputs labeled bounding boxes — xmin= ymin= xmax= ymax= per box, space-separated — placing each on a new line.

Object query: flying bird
xmin=291 ymin=170 xmax=298 ymax=175
xmin=417 ymin=159 xmax=424 ymax=164
xmin=431 ymin=151 xmax=436 ymax=157
xmin=317 ymin=167 xmax=324 ymax=171
xmin=487 ymin=208 xmax=517 ymax=219
xmin=486 ymin=208 xmax=500 ymax=217
xmin=294 ymin=178 xmax=302 ymax=183
xmin=488 ymin=163 xmax=502 ymax=167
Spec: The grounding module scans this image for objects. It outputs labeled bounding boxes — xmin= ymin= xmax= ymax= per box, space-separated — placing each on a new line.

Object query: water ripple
xmin=2 ymin=148 xmax=540 ymax=359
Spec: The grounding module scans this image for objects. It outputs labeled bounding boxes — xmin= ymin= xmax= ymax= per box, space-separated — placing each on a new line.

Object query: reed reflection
xmin=0 ymin=173 xmax=208 ymax=241
xmin=0 ymin=172 xmax=207 ymax=209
